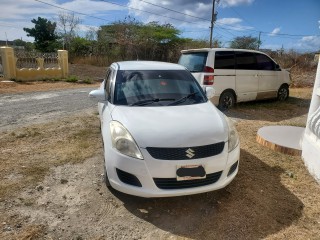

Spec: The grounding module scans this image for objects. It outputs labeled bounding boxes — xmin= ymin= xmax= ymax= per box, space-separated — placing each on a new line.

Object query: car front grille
xmin=146 ymin=142 xmax=225 ymax=160
xmin=153 ymin=171 xmax=222 ymax=190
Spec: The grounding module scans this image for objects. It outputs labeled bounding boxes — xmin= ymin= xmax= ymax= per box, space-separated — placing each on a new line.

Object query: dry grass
xmin=0 ymin=113 xmax=102 ymax=200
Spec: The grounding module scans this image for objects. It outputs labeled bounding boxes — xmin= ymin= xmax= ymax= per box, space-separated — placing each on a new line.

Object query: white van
xmin=178 ymin=48 xmax=291 ymax=110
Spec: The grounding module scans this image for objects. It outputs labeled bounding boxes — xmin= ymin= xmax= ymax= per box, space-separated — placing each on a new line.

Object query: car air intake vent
xmin=228 ymin=161 xmax=238 ymax=176
xmin=154 ymin=171 xmax=222 ymax=190
xmin=116 ymin=169 xmax=142 ymax=187
xmin=146 ymin=142 xmax=225 ymax=160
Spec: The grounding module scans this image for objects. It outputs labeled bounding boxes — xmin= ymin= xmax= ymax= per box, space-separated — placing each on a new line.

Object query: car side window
xmin=235 ymin=52 xmax=257 ymax=70
xmin=214 ymin=51 xmax=235 ymax=69
xmin=256 ymin=53 xmax=276 ymax=70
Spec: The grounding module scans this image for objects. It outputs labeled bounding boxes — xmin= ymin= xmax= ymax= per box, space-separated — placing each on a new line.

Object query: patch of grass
xmin=0 ymin=113 xmax=102 ymax=200
xmin=82 ymin=78 xmax=93 ymax=84
xmin=65 ymin=75 xmax=79 ymax=83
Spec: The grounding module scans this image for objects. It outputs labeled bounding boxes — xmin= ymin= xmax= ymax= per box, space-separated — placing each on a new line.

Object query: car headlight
xmin=110 ymin=121 xmax=143 ymax=159
xmin=224 ymin=116 xmax=239 ymax=152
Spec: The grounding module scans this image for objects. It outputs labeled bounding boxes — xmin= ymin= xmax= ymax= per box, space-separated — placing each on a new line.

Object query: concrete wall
xmin=301 ymin=55 xmax=320 ymax=183
xmin=0 ymin=47 xmax=68 ymax=81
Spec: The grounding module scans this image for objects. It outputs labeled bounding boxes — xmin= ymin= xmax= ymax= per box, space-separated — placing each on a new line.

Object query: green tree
xmin=97 ymin=17 xmax=183 ymax=62
xmin=229 ymin=36 xmax=261 ymax=50
xmin=12 ymin=39 xmax=34 ymax=51
xmin=23 ymin=17 xmax=60 ymax=52
xmin=69 ymin=37 xmax=91 ymax=56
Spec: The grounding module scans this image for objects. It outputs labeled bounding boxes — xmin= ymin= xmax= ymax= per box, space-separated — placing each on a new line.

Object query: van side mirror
xmin=205 ymin=87 xmax=215 ymax=99
xmin=275 ymin=64 xmax=281 ymax=71
xmin=89 ymin=89 xmax=107 ymax=103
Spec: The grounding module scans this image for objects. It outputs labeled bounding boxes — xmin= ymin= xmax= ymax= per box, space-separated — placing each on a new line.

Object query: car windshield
xmin=114 ymin=70 xmax=207 ymax=106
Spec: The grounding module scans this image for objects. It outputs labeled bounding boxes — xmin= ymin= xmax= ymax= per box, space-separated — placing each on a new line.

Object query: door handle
xmin=254 ymin=74 xmax=259 ymax=77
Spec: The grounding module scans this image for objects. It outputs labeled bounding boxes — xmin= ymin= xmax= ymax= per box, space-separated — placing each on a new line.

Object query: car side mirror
xmin=275 ymin=64 xmax=281 ymax=71
xmin=89 ymin=89 xmax=107 ymax=103
xmin=205 ymin=87 xmax=215 ymax=99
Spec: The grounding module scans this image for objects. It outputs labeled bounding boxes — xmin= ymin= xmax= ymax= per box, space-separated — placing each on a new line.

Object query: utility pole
xmin=209 ymin=0 xmax=215 ymax=48
xmin=5 ymin=32 xmax=8 ymax=46
xmin=257 ymin=31 xmax=261 ymax=50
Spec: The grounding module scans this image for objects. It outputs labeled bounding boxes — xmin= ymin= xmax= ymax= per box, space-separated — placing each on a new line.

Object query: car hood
xmin=111 ymin=102 xmax=228 ymax=148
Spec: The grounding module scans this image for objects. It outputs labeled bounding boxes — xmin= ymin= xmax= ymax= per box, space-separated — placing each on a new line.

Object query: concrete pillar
xmin=0 ymin=47 xmax=17 ymax=79
xmin=301 ymin=55 xmax=320 ymax=183
xmin=58 ymin=50 xmax=68 ymax=78
xmin=36 ymin=58 xmax=44 ymax=70
xmin=307 ymin=55 xmax=320 ymax=121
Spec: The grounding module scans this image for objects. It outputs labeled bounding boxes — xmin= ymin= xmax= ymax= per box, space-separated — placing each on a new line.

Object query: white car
xmin=89 ymin=61 xmax=240 ymax=197
xmin=178 ymin=48 xmax=291 ymax=110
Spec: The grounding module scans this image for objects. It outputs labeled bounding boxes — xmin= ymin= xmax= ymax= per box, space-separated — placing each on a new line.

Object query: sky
xmin=0 ymin=0 xmax=319 ymax=52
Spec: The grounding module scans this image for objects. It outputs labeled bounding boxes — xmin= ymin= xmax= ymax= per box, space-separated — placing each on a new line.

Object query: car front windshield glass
xmin=114 ymin=70 xmax=207 ymax=106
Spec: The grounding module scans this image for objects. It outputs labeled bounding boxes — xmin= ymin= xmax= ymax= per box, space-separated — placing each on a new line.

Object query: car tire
xmin=277 ymin=85 xmax=289 ymax=101
xmin=218 ymin=91 xmax=235 ymax=111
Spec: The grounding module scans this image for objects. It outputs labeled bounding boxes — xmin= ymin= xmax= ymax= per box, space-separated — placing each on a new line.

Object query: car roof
xmin=114 ymin=61 xmax=186 ymax=71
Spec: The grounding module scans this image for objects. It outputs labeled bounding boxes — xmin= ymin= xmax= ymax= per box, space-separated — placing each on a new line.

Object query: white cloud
xmin=128 ymin=0 xmax=254 ymax=33
xmin=294 ymin=36 xmax=320 ymax=51
xmin=318 ymin=20 xmax=320 ymax=29
xmin=216 ymin=18 xmax=242 ymax=25
xmin=0 ymin=0 xmax=124 ymax=41
xmin=128 ymin=0 xmax=214 ymax=30
xmin=269 ymin=27 xmax=281 ymax=36
xmin=215 ymin=17 xmax=253 ymax=31
xmin=220 ymin=0 xmax=254 ymax=8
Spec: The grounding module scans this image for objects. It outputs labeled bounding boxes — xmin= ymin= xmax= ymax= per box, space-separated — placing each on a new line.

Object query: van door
xmin=235 ymin=51 xmax=258 ymax=102
xmin=213 ymin=51 xmax=236 ymax=98
xmin=256 ymin=53 xmax=279 ymax=99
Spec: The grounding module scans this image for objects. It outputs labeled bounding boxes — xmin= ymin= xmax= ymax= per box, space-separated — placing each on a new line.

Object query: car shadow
xmin=111 ymin=149 xmax=303 ymax=239
xmin=223 ymin=96 xmax=310 ymax=122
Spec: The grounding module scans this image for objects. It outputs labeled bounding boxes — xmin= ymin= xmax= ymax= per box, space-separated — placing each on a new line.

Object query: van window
xmin=214 ymin=51 xmax=235 ymax=69
xmin=235 ymin=52 xmax=257 ymax=70
xmin=256 ymin=53 xmax=276 ymax=70
xmin=178 ymin=52 xmax=208 ymax=72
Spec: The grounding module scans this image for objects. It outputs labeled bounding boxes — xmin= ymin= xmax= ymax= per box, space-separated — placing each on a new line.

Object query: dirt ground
xmin=1 ymin=84 xmax=320 ymax=239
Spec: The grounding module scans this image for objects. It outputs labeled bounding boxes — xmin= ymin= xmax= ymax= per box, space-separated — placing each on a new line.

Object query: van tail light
xmin=203 ymin=66 xmax=214 ymax=85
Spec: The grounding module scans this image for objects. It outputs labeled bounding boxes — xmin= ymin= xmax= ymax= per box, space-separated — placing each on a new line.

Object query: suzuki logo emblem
xmin=186 ymin=148 xmax=195 ymax=158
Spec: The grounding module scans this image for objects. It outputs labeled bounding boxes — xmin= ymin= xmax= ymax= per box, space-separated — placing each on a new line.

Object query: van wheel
xmin=277 ymin=85 xmax=289 ymax=101
xmin=218 ymin=91 xmax=235 ymax=111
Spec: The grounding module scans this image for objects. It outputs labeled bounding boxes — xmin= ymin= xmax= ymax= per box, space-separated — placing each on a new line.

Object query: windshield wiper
xmin=168 ymin=92 xmax=198 ymax=106
xmin=130 ymin=98 xmax=175 ymax=106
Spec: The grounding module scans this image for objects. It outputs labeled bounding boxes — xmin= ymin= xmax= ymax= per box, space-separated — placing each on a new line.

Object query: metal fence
xmin=14 ymin=51 xmax=59 ymax=69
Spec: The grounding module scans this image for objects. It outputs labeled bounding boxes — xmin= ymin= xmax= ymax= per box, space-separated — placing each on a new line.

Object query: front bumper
xmin=105 ymin=143 xmax=240 ymax=198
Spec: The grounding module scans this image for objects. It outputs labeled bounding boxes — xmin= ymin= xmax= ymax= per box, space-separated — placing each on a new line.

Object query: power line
xmin=138 ymin=0 xmax=210 ymax=22
xmin=34 ymin=0 xmax=111 ymax=22
xmin=99 ymin=0 xmax=206 ymax=25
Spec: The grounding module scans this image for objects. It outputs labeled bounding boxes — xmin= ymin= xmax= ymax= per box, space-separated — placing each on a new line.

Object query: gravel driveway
xmin=0 ymin=87 xmax=97 ymax=131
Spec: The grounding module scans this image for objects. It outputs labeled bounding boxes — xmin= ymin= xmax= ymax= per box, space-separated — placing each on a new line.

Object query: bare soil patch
xmin=1 ymin=88 xmax=320 ymax=239
xmin=69 ymin=63 xmax=106 ymax=81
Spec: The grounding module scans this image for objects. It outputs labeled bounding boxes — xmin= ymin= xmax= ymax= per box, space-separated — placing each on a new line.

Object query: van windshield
xmin=178 ymin=52 xmax=208 ymax=72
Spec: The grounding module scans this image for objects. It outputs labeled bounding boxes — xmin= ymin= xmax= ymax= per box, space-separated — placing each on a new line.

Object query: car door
xmin=256 ymin=53 xmax=279 ymax=99
xmin=235 ymin=51 xmax=258 ymax=102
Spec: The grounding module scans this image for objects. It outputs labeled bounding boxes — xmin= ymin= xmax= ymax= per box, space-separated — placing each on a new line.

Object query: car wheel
xmin=277 ymin=85 xmax=289 ymax=101
xmin=104 ymin=162 xmax=111 ymax=187
xmin=218 ymin=91 xmax=235 ymax=111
